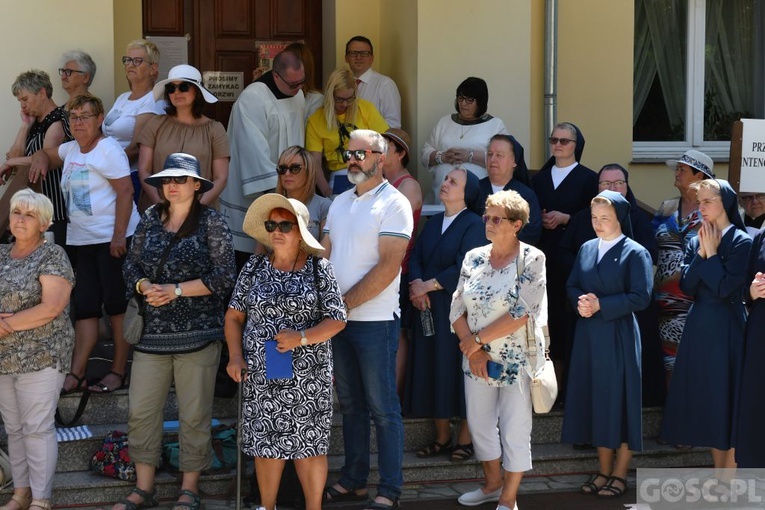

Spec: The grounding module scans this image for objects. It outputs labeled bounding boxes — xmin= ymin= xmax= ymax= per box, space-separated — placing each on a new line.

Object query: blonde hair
xmin=126 ymin=39 xmax=160 ymax=65
xmin=485 ymin=190 xmax=529 ymax=226
xmin=591 ymin=195 xmax=614 ymax=208
xmin=275 ymin=146 xmax=317 ymax=205
xmin=689 ymin=179 xmax=721 ymax=195
xmin=323 ymin=66 xmax=358 ymax=130
xmin=10 ymin=189 xmax=53 ymax=229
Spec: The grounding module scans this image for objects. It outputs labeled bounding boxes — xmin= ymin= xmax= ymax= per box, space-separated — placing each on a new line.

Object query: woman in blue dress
xmin=562 ymin=190 xmax=653 ymax=498
xmin=405 ymin=167 xmax=485 ymax=461
xmin=661 ymin=179 xmax=751 ymax=470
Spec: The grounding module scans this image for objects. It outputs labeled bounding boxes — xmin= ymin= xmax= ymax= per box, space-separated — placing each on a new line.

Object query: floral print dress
xmin=449 ymin=243 xmax=548 ymax=387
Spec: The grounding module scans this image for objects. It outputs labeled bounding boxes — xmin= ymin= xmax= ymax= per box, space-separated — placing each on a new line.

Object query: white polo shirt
xmin=324 ymin=180 xmax=414 ymax=321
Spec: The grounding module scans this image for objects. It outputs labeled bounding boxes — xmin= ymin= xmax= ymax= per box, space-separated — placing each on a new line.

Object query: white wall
xmin=0 ymin=1 xmax=116 ymax=151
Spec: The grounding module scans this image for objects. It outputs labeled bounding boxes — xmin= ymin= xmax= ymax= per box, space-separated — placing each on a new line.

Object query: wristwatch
xmin=174 ymin=283 xmax=183 ymax=297
xmin=474 ymin=334 xmax=482 ymax=345
xmin=300 ymin=330 xmax=308 ymax=347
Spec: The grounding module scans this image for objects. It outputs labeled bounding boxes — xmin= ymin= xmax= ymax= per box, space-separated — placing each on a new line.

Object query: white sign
xmin=203 ymin=72 xmax=244 ymax=102
xmin=146 ymin=35 xmax=189 ymax=81
xmin=739 ymin=118 xmax=765 ymax=192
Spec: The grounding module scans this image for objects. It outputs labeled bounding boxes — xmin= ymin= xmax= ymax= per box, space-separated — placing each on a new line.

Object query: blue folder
xmin=265 ymin=340 xmax=293 ymax=380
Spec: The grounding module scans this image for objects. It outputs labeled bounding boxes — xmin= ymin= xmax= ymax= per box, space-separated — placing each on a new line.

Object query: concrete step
xmin=8 ymin=438 xmax=708 ymax=506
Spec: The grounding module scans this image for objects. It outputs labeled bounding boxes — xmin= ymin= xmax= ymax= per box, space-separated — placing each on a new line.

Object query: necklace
xmin=270 ymin=251 xmax=302 ymax=272
xmin=460 ymin=124 xmax=472 ymax=140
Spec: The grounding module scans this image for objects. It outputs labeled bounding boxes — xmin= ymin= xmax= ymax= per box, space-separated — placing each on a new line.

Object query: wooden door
xmin=143 ymin=0 xmax=322 ymax=127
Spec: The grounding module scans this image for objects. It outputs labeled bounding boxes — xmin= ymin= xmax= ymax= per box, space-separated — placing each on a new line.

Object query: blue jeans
xmin=332 ymin=319 xmax=403 ymax=500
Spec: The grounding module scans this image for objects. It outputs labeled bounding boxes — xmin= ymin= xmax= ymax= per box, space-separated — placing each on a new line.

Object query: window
xmin=633 ymin=0 xmax=765 ymax=160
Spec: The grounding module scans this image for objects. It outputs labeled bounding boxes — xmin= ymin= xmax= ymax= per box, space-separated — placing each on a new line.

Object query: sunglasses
xmin=276 ymin=164 xmax=304 ymax=175
xmin=161 ymin=176 xmax=189 ymax=185
xmin=58 ymin=68 xmax=86 ymax=77
xmin=341 ymin=149 xmax=382 ymax=163
xmin=482 ymin=215 xmax=511 ymax=225
xmin=165 ymin=82 xmax=193 ymax=94
xmin=549 ymin=137 xmax=576 ymax=146
xmin=264 ymin=220 xmax=297 ymax=233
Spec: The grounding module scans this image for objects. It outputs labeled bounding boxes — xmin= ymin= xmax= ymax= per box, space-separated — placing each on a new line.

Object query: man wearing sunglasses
xmin=222 ymin=49 xmax=307 ymax=265
xmin=344 ymin=36 xmax=401 ymax=128
xmin=322 ymin=129 xmax=413 ymax=509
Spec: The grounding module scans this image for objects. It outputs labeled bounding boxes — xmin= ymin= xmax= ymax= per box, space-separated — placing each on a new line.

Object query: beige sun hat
xmin=242 ymin=193 xmax=324 ymax=256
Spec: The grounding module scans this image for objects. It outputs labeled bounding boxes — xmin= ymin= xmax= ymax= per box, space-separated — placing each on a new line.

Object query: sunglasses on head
xmin=549 ymin=137 xmax=576 ymax=146
xmin=276 ymin=164 xmax=304 ymax=175
xmin=482 ymin=214 xmax=510 ymax=225
xmin=341 ymin=149 xmax=382 ymax=163
xmin=165 ymin=82 xmax=193 ymax=94
xmin=264 ymin=220 xmax=297 ymax=233
xmin=161 ymin=176 xmax=189 ymax=185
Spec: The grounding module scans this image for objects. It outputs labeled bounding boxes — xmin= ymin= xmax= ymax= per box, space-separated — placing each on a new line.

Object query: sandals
xmin=172 ymin=490 xmax=201 ymax=510
xmin=597 ymin=476 xmax=628 ymax=498
xmin=450 ymin=442 xmax=474 ymax=462
xmin=115 ymin=488 xmax=158 ymax=510
xmin=28 ymin=501 xmax=50 ymax=510
xmin=363 ymin=499 xmax=400 ymax=509
xmin=60 ymin=373 xmax=88 ymax=395
xmin=324 ymin=484 xmax=368 ymax=502
xmin=89 ymin=370 xmax=128 ymax=394
xmin=416 ymin=439 xmax=452 ymax=458
xmin=0 ymin=494 xmax=32 ymax=510
xmin=580 ymin=472 xmax=609 ymax=495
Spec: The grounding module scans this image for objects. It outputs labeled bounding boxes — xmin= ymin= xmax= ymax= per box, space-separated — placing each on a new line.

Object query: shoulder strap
xmin=154 ymin=235 xmax=181 ymax=281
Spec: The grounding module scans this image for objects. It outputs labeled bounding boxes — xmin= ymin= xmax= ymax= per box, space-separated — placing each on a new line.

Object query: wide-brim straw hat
xmin=152 ymin=64 xmax=218 ymax=103
xmin=144 ymin=152 xmax=214 ymax=192
xmin=243 ymin=193 xmax=324 ymax=256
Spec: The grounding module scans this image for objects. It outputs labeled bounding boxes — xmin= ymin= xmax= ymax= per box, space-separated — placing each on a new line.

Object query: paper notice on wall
xmin=146 ymin=35 xmax=189 ymax=81
xmin=739 ymin=118 xmax=765 ymax=192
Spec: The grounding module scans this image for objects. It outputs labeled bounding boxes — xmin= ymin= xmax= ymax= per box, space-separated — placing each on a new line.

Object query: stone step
xmin=40 ymin=407 xmax=666 ymax=474
xmin=7 ymin=438 xmax=707 ymax=506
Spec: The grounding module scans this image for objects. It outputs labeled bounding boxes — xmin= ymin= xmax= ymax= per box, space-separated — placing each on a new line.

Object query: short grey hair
xmin=349 ymin=129 xmax=388 ymax=154
xmin=10 ymin=189 xmax=53 ymax=229
xmin=61 ymin=50 xmax=97 ymax=86
xmin=12 ymin=70 xmax=53 ymax=98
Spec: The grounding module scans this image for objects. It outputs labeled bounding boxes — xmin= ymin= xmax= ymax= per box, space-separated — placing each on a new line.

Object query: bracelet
xmin=433 ymin=279 xmax=442 ymax=291
xmin=467 ymin=151 xmax=474 ymax=163
xmin=435 ymin=151 xmax=443 ymax=165
xmin=136 ymin=278 xmax=149 ymax=295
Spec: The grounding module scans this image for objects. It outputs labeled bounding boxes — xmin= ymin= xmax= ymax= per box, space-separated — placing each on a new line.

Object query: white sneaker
xmin=457 ymin=487 xmax=502 ymax=506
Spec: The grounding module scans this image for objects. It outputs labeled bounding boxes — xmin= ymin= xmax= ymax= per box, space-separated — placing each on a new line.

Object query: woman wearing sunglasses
xmin=274 ymin=145 xmax=331 ymax=242
xmin=306 ymin=66 xmax=388 ymax=197
xmin=421 ymin=77 xmax=510 ymax=205
xmin=120 ymin=153 xmax=236 ymax=510
xmin=137 ymin=64 xmax=229 ymax=212
xmin=450 ymin=190 xmax=548 ymax=510
xmin=225 ymin=193 xmax=346 ymax=510
xmin=531 ymin=122 xmax=598 ymax=402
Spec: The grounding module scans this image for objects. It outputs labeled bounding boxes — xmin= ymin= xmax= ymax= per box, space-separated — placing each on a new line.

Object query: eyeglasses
xmin=549 ymin=137 xmax=576 ymax=146
xmin=599 ymin=180 xmax=627 ymax=188
xmin=482 ymin=215 xmax=511 ymax=225
xmin=165 ymin=82 xmax=192 ymax=94
xmin=334 ymin=95 xmax=356 ymax=105
xmin=264 ymin=220 xmax=297 ymax=233
xmin=161 ymin=176 xmax=189 ymax=185
xmin=122 ymin=56 xmax=148 ymax=67
xmin=456 ymin=95 xmax=476 ymax=105
xmin=276 ymin=164 xmax=304 ymax=175
xmin=274 ymin=71 xmax=306 ymax=90
xmin=69 ymin=113 xmax=98 ymax=123
xmin=59 ymin=68 xmax=86 ymax=77
xmin=741 ymin=194 xmax=765 ymax=203
xmin=346 ymin=51 xmax=372 ymax=58
xmin=341 ymin=149 xmax=382 ymax=163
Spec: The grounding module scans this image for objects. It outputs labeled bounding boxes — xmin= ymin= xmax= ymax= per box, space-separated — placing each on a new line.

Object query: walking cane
xmin=236 ymin=368 xmax=246 ymax=510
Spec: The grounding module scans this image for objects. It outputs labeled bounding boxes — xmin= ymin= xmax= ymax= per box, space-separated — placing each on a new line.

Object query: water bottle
xmin=420 ymin=307 xmax=435 ymax=337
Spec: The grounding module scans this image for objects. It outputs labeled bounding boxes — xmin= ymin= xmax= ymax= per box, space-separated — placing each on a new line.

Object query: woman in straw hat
xmin=225 ymin=194 xmax=346 ymax=510
xmin=119 ymin=153 xmax=236 ymax=510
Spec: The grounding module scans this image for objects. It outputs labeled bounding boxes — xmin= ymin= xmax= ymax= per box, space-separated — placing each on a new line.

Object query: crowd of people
xmin=0 ymin=35 xmax=763 ymax=510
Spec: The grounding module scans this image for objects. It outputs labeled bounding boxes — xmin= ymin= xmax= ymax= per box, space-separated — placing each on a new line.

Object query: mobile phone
xmin=487 ymin=360 xmax=504 ymax=380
